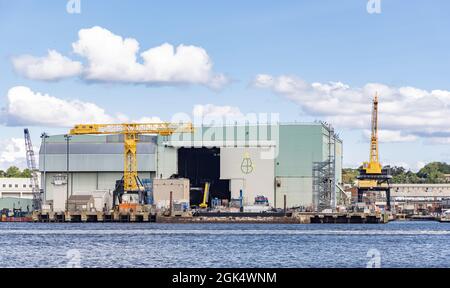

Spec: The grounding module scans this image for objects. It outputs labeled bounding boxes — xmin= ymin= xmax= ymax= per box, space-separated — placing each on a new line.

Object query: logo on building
xmin=241 ymin=152 xmax=254 ymax=174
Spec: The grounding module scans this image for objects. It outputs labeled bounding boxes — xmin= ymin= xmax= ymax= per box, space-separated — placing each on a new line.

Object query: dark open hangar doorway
xmin=177 ymin=147 xmax=230 ymax=206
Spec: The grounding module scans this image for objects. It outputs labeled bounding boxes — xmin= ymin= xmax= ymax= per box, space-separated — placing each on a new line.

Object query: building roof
xmin=391 ymin=184 xmax=450 ymax=197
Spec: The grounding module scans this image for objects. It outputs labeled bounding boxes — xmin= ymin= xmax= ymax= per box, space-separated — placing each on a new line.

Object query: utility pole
xmin=64 ymin=134 xmax=72 ymax=212
xmin=40 ymin=132 xmax=49 ymax=203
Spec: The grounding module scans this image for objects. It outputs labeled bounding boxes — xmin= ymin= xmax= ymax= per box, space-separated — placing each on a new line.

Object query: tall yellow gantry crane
xmin=70 ymin=123 xmax=194 ymax=205
xmin=357 ymin=93 xmax=392 ymax=210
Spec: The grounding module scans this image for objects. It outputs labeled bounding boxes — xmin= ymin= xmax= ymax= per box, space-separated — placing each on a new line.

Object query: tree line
xmin=342 ymin=162 xmax=450 ymax=185
xmin=0 ymin=166 xmax=32 ymax=178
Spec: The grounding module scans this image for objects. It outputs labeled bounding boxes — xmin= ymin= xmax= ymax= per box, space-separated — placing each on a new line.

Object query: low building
xmin=0 ymin=178 xmax=39 ymax=211
xmin=0 ymin=178 xmax=35 ymax=199
xmin=391 ymin=184 xmax=450 ymax=214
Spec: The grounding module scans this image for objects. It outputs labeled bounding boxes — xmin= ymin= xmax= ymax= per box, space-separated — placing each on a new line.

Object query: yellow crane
xmin=363 ymin=93 xmax=382 ymax=174
xmin=199 ymin=182 xmax=210 ymax=209
xmin=70 ymin=122 xmax=194 ymax=206
xmin=357 ymin=93 xmax=392 ymax=210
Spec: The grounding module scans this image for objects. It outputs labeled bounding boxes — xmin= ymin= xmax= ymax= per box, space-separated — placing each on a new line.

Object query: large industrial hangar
xmin=39 ymin=123 xmax=343 ymax=212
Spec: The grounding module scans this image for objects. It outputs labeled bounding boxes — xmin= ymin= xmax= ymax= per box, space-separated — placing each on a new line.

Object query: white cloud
xmin=192 ymin=104 xmax=244 ymax=126
xmin=12 ymin=26 xmax=227 ymax=88
xmin=383 ymin=160 xmax=410 ymax=169
xmin=132 ymin=117 xmax=163 ymax=123
xmin=4 ymin=86 xmax=116 ymax=127
xmin=0 ymin=138 xmax=27 ymax=169
xmin=416 ymin=161 xmax=426 ymax=171
xmin=362 ymin=129 xmax=417 ymax=143
xmin=424 ymin=137 xmax=450 ymax=145
xmin=12 ymin=50 xmax=82 ymax=81
xmin=3 ymin=86 xmax=170 ymax=128
xmin=254 ymin=74 xmax=450 ymax=142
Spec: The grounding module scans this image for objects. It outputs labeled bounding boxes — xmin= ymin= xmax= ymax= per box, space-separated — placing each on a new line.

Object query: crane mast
xmin=70 ymin=123 xmax=194 ymax=199
xmin=363 ymin=93 xmax=382 ymax=174
xmin=24 ymin=128 xmax=42 ymax=211
xmin=370 ymin=93 xmax=379 ymax=164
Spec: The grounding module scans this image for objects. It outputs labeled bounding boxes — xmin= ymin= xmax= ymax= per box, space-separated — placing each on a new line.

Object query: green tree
xmin=5 ymin=166 xmax=22 ymax=178
xmin=417 ymin=162 xmax=448 ymax=183
xmin=392 ymin=169 xmax=422 ymax=184
xmin=342 ymin=168 xmax=359 ymax=185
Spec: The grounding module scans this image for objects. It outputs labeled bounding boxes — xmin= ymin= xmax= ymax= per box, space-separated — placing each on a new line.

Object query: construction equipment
xmin=69 ymin=123 xmax=194 ymax=208
xmin=24 ymin=128 xmax=42 ymax=211
xmin=356 ymin=93 xmax=392 ymax=210
xmin=199 ymin=182 xmax=210 ymax=209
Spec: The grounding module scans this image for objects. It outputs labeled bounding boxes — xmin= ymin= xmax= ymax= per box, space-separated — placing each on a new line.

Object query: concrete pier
xmin=296 ymin=212 xmax=389 ymax=224
xmin=30 ymin=211 xmax=389 ymax=224
xmin=32 ymin=211 xmax=157 ymax=223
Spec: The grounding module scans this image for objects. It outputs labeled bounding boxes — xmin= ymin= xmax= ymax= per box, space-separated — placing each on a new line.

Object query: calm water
xmin=0 ymin=221 xmax=449 ymax=268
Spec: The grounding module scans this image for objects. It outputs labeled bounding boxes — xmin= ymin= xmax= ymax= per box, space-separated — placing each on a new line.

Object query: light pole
xmin=64 ymin=134 xmax=72 ymax=212
xmin=40 ymin=132 xmax=49 ymax=204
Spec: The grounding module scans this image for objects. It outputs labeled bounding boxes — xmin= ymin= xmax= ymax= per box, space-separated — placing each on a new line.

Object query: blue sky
xmin=0 ymin=0 xmax=450 ymax=170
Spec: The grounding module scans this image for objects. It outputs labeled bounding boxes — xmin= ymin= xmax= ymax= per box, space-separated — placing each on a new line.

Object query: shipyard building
xmin=39 ymin=123 xmax=343 ymax=212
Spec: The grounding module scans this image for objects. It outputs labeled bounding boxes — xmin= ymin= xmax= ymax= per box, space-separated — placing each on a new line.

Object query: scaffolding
xmin=312 ymin=123 xmax=336 ymax=212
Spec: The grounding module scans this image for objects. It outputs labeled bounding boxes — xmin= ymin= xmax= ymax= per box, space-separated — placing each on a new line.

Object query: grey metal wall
xmin=220 ymin=147 xmax=275 ymax=205
xmin=274 ymin=123 xmax=343 ymax=208
xmin=39 ymin=135 xmax=157 ymax=172
xmin=44 ymin=171 xmax=155 ymax=211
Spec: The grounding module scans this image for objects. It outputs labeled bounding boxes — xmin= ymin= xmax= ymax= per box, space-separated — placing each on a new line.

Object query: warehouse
xmin=39 ymin=122 xmax=342 ymax=212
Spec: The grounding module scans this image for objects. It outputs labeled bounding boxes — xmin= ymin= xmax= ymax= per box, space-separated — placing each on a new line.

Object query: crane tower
xmin=356 ymin=93 xmax=392 ymax=211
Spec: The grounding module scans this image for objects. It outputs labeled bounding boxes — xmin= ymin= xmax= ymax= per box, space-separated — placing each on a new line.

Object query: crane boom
xmin=70 ymin=122 xmax=194 ymax=192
